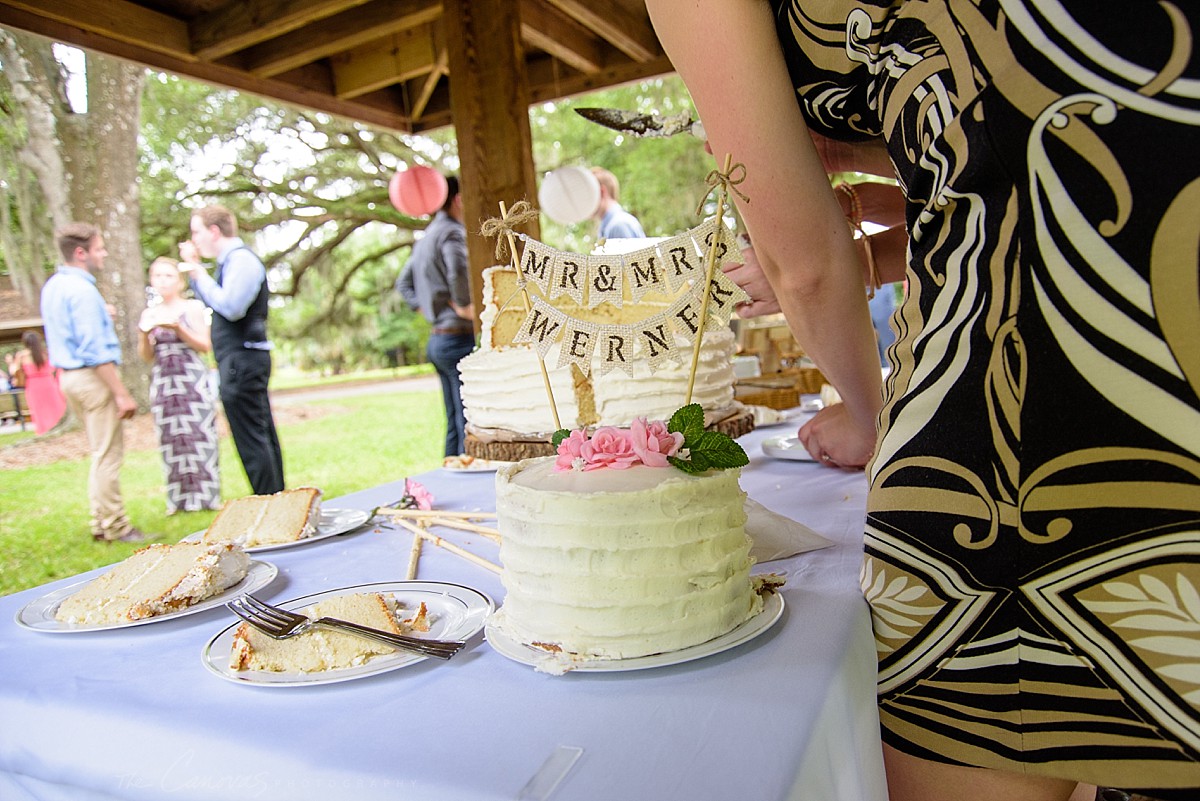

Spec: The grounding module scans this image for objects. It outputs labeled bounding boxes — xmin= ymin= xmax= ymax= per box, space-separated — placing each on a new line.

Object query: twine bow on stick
xmin=482 ymin=200 xmax=562 ymax=431
xmin=686 ymin=153 xmax=742 ymax=404
xmin=695 ymin=162 xmax=749 ymax=216
xmin=479 ymin=200 xmax=540 ymax=261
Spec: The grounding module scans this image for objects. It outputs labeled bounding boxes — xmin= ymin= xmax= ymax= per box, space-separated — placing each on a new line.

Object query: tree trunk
xmin=69 ymin=53 xmax=149 ymax=404
xmin=0 ymin=31 xmax=148 ymax=405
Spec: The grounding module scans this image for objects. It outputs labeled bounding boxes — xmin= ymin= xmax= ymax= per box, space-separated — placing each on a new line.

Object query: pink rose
xmin=403 ymin=478 xmax=434 ymax=510
xmin=554 ymin=429 xmax=590 ymax=472
xmin=581 ymin=427 xmax=640 ymax=470
xmin=629 ymin=417 xmax=684 ymax=468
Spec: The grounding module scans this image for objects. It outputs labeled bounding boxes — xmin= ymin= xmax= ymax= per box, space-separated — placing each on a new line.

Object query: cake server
xmin=574 ymin=107 xmax=705 ymax=140
xmin=227 ymin=594 xmax=465 ymax=659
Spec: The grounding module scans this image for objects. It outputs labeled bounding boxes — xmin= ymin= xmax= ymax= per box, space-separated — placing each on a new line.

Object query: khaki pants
xmin=59 ymin=368 xmax=130 ymax=539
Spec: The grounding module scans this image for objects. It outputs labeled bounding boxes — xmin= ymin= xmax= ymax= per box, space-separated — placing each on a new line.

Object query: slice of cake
xmin=55 ymin=542 xmax=250 ymax=625
xmin=202 ymin=488 xmax=322 ymax=548
xmin=229 ymin=592 xmax=423 ymax=672
xmin=491 ymin=457 xmax=763 ymax=663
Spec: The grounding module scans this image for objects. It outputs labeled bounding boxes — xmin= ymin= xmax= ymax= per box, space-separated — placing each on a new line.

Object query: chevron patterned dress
xmin=772 ymin=1 xmax=1200 ymax=796
xmin=149 ymin=321 xmax=221 ymax=514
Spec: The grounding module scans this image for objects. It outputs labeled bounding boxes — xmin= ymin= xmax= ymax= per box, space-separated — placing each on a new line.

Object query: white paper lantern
xmin=538 ymin=166 xmax=601 ymax=225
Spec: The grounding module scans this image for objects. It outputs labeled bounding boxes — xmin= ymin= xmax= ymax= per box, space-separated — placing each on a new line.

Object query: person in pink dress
xmin=5 ymin=331 xmax=66 ymax=435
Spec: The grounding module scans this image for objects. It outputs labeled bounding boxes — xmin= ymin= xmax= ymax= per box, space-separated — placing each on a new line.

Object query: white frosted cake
xmin=491 ymin=457 xmax=762 ymax=663
xmin=461 ymin=265 xmax=749 ymax=459
xmin=55 ymin=542 xmax=249 ymax=625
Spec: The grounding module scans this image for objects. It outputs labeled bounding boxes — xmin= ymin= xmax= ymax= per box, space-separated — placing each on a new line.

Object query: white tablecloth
xmin=0 ymin=421 xmax=887 ymax=801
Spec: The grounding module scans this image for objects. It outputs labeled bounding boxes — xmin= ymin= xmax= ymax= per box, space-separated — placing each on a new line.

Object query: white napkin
xmin=744 ymin=498 xmax=833 ymax=562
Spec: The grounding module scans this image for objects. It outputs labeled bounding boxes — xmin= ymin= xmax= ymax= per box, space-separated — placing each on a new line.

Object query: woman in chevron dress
xmin=138 ymin=257 xmax=221 ymax=514
xmin=649 ymin=1 xmax=1200 ymax=799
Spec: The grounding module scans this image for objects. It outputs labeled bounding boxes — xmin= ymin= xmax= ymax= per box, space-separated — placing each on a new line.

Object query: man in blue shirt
xmin=591 ymin=167 xmax=646 ymax=240
xmin=41 ymin=223 xmax=148 ymax=542
xmin=397 ymin=176 xmax=476 ymax=457
xmin=180 ymin=206 xmax=284 ymax=495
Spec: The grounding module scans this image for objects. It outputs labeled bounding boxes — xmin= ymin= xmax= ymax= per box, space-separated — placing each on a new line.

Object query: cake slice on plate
xmin=55 ymin=541 xmax=250 ymax=625
xmin=202 ymin=487 xmax=322 ymax=548
xmin=229 ymin=592 xmax=425 ymax=672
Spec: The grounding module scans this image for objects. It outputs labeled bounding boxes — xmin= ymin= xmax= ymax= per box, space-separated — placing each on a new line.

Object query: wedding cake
xmin=460 ymin=261 xmax=751 ymax=461
xmin=489 ymin=411 xmax=762 ymax=668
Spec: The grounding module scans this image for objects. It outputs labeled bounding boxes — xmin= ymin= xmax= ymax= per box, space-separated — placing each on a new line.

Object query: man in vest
xmin=180 ymin=205 xmax=284 ymax=495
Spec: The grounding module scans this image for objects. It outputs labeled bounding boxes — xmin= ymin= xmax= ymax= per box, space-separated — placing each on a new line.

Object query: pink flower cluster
xmin=554 ymin=417 xmax=684 ymax=472
xmin=401 ymin=478 xmax=434 ymax=510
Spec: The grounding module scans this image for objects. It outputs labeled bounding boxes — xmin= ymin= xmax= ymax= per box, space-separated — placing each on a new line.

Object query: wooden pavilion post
xmin=441 ymin=0 xmax=541 ymax=327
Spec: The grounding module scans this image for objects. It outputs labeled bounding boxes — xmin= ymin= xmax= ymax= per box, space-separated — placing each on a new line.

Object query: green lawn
xmin=0 ymin=390 xmax=445 ymax=597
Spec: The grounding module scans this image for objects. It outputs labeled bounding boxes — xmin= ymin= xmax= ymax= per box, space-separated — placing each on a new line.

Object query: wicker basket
xmin=735 ymin=367 xmax=826 ymax=410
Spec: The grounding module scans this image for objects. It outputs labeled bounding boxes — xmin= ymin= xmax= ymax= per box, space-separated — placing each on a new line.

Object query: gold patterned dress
xmin=772 ymin=1 xmax=1200 ymax=795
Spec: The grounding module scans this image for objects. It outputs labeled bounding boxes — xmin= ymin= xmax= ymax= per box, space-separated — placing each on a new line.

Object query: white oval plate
xmin=183 ymin=508 xmax=374 ymax=554
xmin=14 ymin=560 xmax=278 ymax=633
xmin=761 ymin=436 xmax=818 ymax=462
xmin=202 ymin=580 xmax=495 ymax=687
xmin=442 ymin=458 xmax=513 ymax=474
xmin=486 ymin=591 xmax=783 ymax=673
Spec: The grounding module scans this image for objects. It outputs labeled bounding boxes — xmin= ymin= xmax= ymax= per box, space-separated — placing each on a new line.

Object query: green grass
xmin=270 ymin=363 xmax=435 ymax=391
xmin=0 ymin=390 xmax=445 ymax=597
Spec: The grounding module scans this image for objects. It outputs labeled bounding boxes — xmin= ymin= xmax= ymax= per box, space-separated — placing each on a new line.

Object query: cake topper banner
xmin=517 ymin=218 xmax=745 ymax=311
xmin=512 ymin=285 xmax=742 ymax=377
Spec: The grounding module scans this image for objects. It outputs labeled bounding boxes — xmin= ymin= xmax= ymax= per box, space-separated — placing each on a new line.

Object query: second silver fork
xmin=227 ymin=594 xmax=464 ymax=660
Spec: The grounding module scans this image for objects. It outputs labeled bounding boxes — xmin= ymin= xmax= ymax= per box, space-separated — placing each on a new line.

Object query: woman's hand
xmin=797 ymin=402 xmax=877 ymax=469
xmin=722 ymin=245 xmax=781 ymax=317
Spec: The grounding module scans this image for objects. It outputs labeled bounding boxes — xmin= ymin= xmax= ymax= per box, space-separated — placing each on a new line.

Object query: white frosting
xmin=492 ymin=458 xmax=761 ymax=661
xmin=460 ymin=329 xmax=737 ymax=434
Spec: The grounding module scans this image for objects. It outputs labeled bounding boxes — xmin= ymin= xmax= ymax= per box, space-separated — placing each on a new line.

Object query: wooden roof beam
xmin=543 ymin=0 xmax=660 ymax=62
xmin=1 ymin=0 xmax=193 ymax=60
xmin=526 ymin=52 xmax=675 ymax=104
xmin=519 ymin=0 xmax=605 ymax=75
xmin=332 ymin=24 xmax=437 ymax=100
xmin=410 ymin=45 xmax=449 ymax=122
xmin=240 ymin=0 xmax=442 ymax=78
xmin=191 ymin=0 xmax=372 ymax=61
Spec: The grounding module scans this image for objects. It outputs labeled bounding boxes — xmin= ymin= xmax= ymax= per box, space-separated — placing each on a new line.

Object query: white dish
xmin=183 ymin=508 xmax=373 ymax=553
xmin=15 ymin=560 xmax=278 ymax=633
xmin=442 ymin=458 xmax=511 ymax=474
xmin=486 ymin=591 xmax=784 ymax=673
xmin=761 ymin=436 xmax=818 ymax=462
xmin=202 ymin=580 xmax=495 ymax=687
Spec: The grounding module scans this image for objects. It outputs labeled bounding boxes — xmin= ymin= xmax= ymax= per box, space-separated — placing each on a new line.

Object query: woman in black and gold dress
xmin=649 ymin=1 xmax=1200 ymax=799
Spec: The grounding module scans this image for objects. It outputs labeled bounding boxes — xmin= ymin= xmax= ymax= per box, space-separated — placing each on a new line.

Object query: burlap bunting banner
xmin=511 ymin=217 xmax=746 ymax=375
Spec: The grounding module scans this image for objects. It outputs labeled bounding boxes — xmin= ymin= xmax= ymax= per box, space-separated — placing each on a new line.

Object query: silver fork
xmin=227 ymin=594 xmax=464 ymax=660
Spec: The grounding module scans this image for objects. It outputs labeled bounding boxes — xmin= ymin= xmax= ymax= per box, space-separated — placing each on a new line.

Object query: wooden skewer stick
xmin=500 ymin=200 xmax=561 ymax=431
xmin=426 ymin=517 xmax=501 ymax=542
xmin=686 ymin=152 xmax=734 ymax=405
xmin=377 ymin=508 xmax=497 ymax=520
xmin=393 ymin=518 xmax=502 ymax=575
xmin=405 ymin=520 xmax=424 ymax=580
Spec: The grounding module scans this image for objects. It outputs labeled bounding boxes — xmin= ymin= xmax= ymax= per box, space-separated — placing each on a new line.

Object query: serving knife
xmin=574 ymin=107 xmax=706 ymax=140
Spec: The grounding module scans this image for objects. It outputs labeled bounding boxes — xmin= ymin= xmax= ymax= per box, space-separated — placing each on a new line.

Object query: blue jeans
xmin=426 ymin=332 xmax=476 ymax=456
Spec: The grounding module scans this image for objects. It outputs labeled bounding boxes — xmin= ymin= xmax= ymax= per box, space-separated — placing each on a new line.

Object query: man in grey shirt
xmin=397 ymin=176 xmax=476 ymax=456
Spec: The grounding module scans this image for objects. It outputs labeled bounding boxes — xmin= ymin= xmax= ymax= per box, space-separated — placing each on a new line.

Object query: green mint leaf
xmin=667 ymin=455 xmax=703 ymax=474
xmin=668 ymin=404 xmax=706 ymax=443
xmin=551 ymin=429 xmax=573 ymax=447
xmin=692 ymin=431 xmax=750 ymax=468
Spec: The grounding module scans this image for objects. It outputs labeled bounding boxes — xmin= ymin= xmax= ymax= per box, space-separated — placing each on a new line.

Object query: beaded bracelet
xmin=834 ymin=182 xmax=882 ymax=297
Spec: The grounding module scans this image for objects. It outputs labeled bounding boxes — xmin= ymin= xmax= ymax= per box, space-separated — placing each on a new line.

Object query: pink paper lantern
xmin=389 ymin=166 xmax=448 ymax=217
